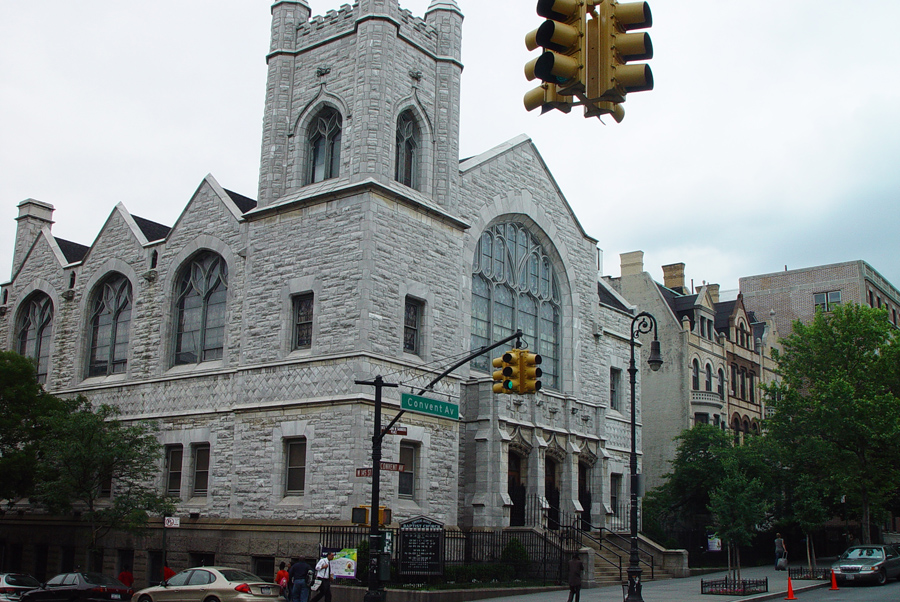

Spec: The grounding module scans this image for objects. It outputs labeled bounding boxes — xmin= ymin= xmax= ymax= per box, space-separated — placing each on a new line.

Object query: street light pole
xmin=626 ymin=311 xmax=662 ymax=602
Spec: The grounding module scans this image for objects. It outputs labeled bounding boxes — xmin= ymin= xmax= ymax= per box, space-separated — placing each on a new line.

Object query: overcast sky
xmin=2 ymin=0 xmax=898 ymax=294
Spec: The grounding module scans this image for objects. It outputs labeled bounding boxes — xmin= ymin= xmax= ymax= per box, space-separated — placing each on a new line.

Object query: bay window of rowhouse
xmin=471 ymin=222 xmax=561 ymax=389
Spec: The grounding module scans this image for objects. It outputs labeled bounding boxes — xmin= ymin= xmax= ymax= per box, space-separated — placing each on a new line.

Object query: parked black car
xmin=0 ymin=573 xmax=41 ymax=602
xmin=21 ymin=573 xmax=133 ymax=602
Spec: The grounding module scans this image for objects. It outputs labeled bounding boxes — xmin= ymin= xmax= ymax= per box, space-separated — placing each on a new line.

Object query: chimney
xmin=13 ymin=199 xmax=54 ymax=277
xmin=662 ymin=262 xmax=686 ymax=293
xmin=708 ymin=284 xmax=720 ymax=303
xmin=620 ymin=251 xmax=644 ymax=277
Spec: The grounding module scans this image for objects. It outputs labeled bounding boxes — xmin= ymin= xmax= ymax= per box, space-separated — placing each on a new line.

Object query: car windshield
xmin=6 ymin=575 xmax=40 ymax=587
xmin=81 ymin=574 xmax=125 ymax=587
xmin=842 ymin=547 xmax=884 ymax=560
xmin=218 ymin=570 xmax=264 ymax=583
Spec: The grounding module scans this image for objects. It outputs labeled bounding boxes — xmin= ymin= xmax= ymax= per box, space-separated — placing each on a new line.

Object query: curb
xmin=737 ymin=581 xmax=831 ymax=602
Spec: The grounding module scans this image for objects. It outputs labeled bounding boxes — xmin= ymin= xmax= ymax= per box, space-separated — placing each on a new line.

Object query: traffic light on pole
xmin=525 ymin=0 xmax=587 ymax=97
xmin=588 ymin=0 xmax=653 ymax=104
xmin=492 ymin=350 xmax=520 ymax=394
xmin=524 ymin=82 xmax=573 ymax=114
xmin=518 ymin=351 xmax=543 ymax=394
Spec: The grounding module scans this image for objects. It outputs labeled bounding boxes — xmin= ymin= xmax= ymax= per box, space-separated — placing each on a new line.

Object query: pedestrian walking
xmin=774 ymin=533 xmax=787 ymax=570
xmin=566 ymin=553 xmax=584 ymax=602
xmin=288 ymin=558 xmax=313 ymax=602
xmin=310 ymin=553 xmax=334 ymax=602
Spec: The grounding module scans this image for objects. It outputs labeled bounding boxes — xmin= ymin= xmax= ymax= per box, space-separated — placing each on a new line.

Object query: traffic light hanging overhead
xmin=524 ymin=82 xmax=573 ymax=114
xmin=525 ymin=0 xmax=587 ymax=97
xmin=588 ymin=0 xmax=654 ymax=103
xmin=492 ymin=350 xmax=521 ymax=394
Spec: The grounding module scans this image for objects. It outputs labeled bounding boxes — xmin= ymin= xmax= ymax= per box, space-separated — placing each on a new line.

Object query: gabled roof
xmin=598 ymin=280 xmax=632 ymax=313
xmin=54 ymin=237 xmax=89 ymax=263
xmin=714 ymin=300 xmax=737 ymax=332
xmin=224 ymin=189 xmax=258 ymax=214
xmin=131 ymin=215 xmax=171 ymax=242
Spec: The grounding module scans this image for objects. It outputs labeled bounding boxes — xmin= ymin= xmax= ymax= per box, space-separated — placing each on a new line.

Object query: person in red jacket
xmin=117 ymin=566 xmax=134 ymax=588
xmin=163 ymin=566 xmax=176 ymax=582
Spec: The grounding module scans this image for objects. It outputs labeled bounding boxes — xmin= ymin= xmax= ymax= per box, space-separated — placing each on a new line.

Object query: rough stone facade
xmin=0 ymin=0 xmax=636 ymax=582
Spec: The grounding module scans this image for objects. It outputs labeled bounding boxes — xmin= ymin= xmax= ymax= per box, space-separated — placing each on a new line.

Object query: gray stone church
xmin=0 ymin=0 xmax=641 ymax=581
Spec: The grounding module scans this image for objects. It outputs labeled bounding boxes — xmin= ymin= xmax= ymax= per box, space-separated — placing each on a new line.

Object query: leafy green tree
xmin=0 ymin=351 xmax=73 ymax=503
xmin=763 ymin=303 xmax=900 ymax=544
xmin=708 ymin=448 xmax=770 ymax=580
xmin=33 ymin=399 xmax=174 ymax=551
xmin=644 ymin=424 xmax=734 ymax=539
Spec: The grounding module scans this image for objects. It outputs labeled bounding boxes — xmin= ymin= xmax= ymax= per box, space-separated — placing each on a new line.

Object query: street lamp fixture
xmin=626 ymin=311 xmax=662 ymax=602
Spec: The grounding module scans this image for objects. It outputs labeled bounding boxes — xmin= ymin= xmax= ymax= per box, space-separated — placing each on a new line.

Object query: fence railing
xmin=320 ymin=525 xmax=568 ymax=584
xmin=700 ymin=577 xmax=768 ymax=596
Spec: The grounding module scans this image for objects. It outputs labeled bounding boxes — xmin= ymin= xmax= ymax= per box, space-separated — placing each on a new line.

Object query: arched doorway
xmin=545 ymin=457 xmax=560 ymax=530
xmin=578 ymin=462 xmax=592 ymax=531
xmin=508 ymin=452 xmax=527 ymax=527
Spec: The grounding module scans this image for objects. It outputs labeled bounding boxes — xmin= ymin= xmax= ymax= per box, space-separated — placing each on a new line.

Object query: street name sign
xmin=383 ymin=426 xmax=408 ymax=436
xmin=356 ymin=462 xmax=406 ymax=477
xmin=401 ymin=393 xmax=459 ymax=420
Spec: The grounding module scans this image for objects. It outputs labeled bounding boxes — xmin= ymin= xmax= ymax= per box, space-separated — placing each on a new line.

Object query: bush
xmin=500 ymin=538 xmax=529 ymax=578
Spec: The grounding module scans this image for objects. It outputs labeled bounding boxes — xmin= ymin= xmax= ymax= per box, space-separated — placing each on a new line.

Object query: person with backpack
xmin=276 ymin=561 xmax=290 ymax=600
xmin=287 ymin=558 xmax=313 ymax=602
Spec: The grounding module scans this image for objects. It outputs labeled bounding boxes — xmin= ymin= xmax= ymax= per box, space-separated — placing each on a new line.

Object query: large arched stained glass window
xmin=174 ymin=252 xmax=228 ymax=365
xmin=471 ymin=222 xmax=561 ymax=389
xmin=87 ymin=274 xmax=133 ymax=377
xmin=16 ymin=293 xmax=54 ymax=384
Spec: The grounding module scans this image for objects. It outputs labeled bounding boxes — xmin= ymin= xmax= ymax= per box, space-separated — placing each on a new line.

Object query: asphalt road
xmin=781 ymin=579 xmax=900 ymax=602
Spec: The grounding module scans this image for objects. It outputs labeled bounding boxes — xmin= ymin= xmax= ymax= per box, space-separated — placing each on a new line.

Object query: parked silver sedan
xmin=831 ymin=545 xmax=900 ymax=585
xmin=132 ymin=568 xmax=280 ymax=602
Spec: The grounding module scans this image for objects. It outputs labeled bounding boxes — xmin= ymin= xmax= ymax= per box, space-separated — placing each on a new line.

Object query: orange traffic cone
xmin=784 ymin=575 xmax=797 ymax=600
xmin=830 ymin=569 xmax=839 ymax=590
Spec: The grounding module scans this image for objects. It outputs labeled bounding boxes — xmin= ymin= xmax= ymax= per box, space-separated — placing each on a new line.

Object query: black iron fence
xmin=700 ymin=577 xmax=768 ymax=596
xmin=320 ymin=525 xmax=568 ymax=585
xmin=788 ymin=566 xmax=829 ymax=580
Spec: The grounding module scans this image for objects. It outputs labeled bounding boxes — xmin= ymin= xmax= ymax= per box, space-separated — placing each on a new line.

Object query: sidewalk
xmin=479 ymin=563 xmax=831 ymax=602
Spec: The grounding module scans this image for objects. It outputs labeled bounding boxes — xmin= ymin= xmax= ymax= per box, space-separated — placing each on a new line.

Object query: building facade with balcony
xmin=605 ymin=252 xmax=780 ymax=490
xmin=0 ymin=0 xmax=643 ymax=583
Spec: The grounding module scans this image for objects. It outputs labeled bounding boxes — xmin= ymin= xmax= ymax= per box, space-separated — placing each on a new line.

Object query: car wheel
xmin=139 ymin=596 xmax=153 ymax=602
xmin=875 ymin=570 xmax=887 ymax=586
xmin=204 ymin=596 xmax=221 ymax=602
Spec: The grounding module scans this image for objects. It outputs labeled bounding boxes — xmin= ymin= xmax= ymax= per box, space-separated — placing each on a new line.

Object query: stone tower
xmin=257 ymin=0 xmax=464 ymax=210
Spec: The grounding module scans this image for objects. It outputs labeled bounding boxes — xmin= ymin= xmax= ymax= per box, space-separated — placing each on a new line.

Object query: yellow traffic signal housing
xmin=518 ymin=351 xmax=543 ymax=394
xmin=525 ymin=0 xmax=587 ymax=96
xmin=524 ymin=82 xmax=573 ymax=114
xmin=492 ymin=350 xmax=520 ymax=394
xmin=588 ymin=0 xmax=653 ymax=104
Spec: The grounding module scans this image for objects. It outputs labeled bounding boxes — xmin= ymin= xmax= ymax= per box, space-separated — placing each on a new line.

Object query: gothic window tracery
xmin=395 ymin=110 xmax=420 ymax=189
xmin=16 ymin=293 xmax=53 ymax=383
xmin=174 ymin=252 xmax=228 ymax=365
xmin=471 ymin=222 xmax=561 ymax=389
xmin=306 ymin=107 xmax=342 ymax=184
xmin=87 ymin=274 xmax=132 ymax=377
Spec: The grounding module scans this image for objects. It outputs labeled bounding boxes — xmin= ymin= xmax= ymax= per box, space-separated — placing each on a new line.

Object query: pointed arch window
xmin=307 ymin=107 xmax=342 ymax=184
xmin=87 ymin=274 xmax=132 ymax=377
xmin=174 ymin=252 xmax=228 ymax=365
xmin=471 ymin=222 xmax=562 ymax=389
xmin=395 ymin=111 xmax=420 ymax=189
xmin=16 ymin=293 xmax=54 ymax=383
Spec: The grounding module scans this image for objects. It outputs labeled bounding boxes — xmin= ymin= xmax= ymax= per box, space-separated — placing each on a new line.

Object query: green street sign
xmin=401 ymin=393 xmax=459 ymax=420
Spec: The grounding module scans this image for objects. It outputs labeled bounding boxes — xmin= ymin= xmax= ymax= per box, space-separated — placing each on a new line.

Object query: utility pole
xmin=355 ymin=375 xmax=398 ymax=602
